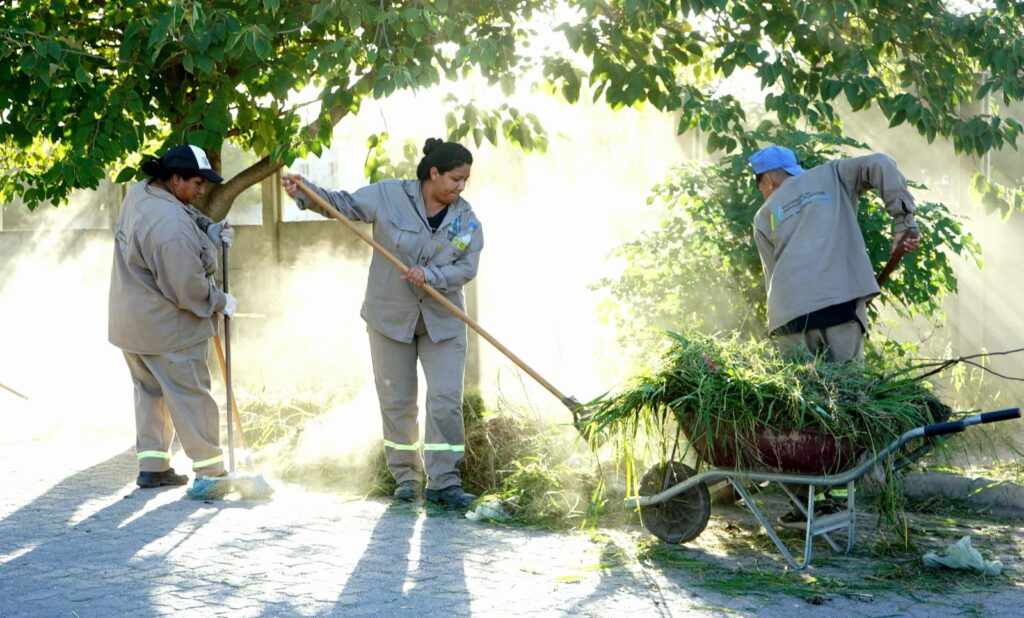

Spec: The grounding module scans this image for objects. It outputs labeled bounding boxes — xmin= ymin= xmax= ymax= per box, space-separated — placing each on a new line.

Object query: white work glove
xmin=207 ymin=221 xmax=233 ymax=247
xmin=223 ymin=293 xmax=237 ymax=318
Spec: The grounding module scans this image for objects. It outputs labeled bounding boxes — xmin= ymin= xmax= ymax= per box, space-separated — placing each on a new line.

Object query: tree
xmin=591 ymin=130 xmax=982 ymax=357
xmin=3 ymin=0 xmax=1022 ymax=219
xmin=1 ymin=0 xmax=554 ymax=220
xmin=549 ymin=0 xmax=1024 ymax=155
xmin=539 ymin=1 xmax=1018 ymax=357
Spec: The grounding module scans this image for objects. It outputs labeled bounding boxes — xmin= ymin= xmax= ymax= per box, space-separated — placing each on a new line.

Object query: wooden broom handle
xmin=213 ymin=333 xmax=247 ymax=449
xmin=294 ymin=180 xmax=572 ymax=404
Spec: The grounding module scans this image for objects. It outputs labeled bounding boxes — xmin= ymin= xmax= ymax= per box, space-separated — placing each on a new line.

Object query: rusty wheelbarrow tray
xmin=625 ymin=407 xmax=1021 ymax=570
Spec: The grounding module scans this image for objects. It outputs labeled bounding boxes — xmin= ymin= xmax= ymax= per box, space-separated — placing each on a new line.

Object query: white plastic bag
xmin=922 ymin=536 xmax=1002 ymax=576
xmin=465 ymin=498 xmax=510 ymax=522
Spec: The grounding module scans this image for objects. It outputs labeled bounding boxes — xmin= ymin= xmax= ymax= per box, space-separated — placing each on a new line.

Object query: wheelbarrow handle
xmin=979 ymin=407 xmax=1023 ymax=423
xmin=922 ymin=407 xmax=1020 ymax=437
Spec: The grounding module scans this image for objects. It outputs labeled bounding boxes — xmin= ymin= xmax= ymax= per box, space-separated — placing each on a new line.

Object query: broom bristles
xmin=185 ymin=473 xmax=274 ymax=500
xmin=231 ymin=474 xmax=275 ymax=499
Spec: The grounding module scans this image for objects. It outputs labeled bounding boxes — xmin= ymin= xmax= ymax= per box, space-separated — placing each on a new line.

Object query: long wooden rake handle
xmin=294 ymin=180 xmax=587 ymax=421
xmin=1 ymin=381 xmax=29 ymax=400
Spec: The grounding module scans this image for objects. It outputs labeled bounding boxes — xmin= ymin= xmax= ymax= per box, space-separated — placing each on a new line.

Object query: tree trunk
xmin=198 ymin=155 xmax=284 ymax=222
xmin=190 ymin=73 xmax=374 ymax=222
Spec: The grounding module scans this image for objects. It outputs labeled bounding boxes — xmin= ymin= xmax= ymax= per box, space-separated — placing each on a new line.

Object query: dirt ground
xmin=597 ymin=485 xmax=1024 ymax=615
xmin=4 ymin=390 xmax=1021 ymax=617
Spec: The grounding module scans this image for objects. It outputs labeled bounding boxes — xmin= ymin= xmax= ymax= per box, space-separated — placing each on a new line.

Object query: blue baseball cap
xmin=749 ymin=145 xmax=805 ymax=176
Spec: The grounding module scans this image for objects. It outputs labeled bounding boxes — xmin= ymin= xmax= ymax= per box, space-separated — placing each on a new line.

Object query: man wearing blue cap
xmin=749 ymin=145 xmax=922 ymax=529
xmin=749 ymin=145 xmax=921 ymax=363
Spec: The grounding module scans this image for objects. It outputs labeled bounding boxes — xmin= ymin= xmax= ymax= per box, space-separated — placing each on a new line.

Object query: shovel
xmin=293 ymin=180 xmax=591 ymax=429
xmin=876 ymin=243 xmax=908 ymax=287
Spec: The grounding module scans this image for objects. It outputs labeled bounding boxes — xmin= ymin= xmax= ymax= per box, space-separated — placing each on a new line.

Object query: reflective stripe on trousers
xmin=368 ymin=322 xmax=468 ymax=490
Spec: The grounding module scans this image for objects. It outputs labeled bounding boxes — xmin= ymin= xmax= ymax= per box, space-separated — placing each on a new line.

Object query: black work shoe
xmin=393 ymin=480 xmax=422 ymax=501
xmin=137 ymin=468 xmax=189 ymax=488
xmin=424 ymin=485 xmax=477 ymax=509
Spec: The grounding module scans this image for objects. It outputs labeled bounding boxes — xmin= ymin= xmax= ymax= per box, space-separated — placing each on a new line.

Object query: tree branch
xmin=201 ymin=72 xmax=375 ymax=219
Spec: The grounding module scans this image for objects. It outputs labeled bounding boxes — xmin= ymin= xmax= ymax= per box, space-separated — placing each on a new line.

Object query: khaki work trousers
xmin=773 ymin=320 xmax=865 ymax=363
xmin=367 ymin=319 xmax=467 ymax=491
xmin=123 ymin=339 xmax=225 ymax=476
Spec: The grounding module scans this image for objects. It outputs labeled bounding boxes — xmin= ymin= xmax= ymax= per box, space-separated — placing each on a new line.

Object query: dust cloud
xmin=5 ymin=73 xmax=1020 ymax=488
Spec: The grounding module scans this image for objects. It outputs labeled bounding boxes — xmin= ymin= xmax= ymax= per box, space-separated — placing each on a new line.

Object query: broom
xmin=187 ymin=241 xmax=274 ymax=500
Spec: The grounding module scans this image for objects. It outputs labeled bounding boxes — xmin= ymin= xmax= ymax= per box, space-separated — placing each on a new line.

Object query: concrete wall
xmin=3 ymin=90 xmax=1020 ymax=431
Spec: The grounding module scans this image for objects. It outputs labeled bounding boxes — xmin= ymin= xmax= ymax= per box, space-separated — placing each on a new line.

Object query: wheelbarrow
xmin=625 ymin=407 xmax=1021 ymax=569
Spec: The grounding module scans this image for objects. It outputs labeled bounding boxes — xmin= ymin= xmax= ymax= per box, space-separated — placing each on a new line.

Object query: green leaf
xmin=196 ymin=55 xmax=214 ymax=74
xmin=147 ymin=14 xmax=173 ymax=60
xmin=115 ymin=167 xmax=137 ymax=183
xmin=18 ymin=52 xmax=38 ymax=72
xmin=408 ymin=21 xmax=426 ymax=40
xmin=253 ymin=35 xmax=272 ymax=60
xmin=74 ymin=65 xmax=91 ymax=85
xmin=188 ymin=130 xmax=210 ymax=147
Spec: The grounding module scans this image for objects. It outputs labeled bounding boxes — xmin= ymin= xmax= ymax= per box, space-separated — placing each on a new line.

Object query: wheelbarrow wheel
xmin=638 ymin=461 xmax=711 ymax=544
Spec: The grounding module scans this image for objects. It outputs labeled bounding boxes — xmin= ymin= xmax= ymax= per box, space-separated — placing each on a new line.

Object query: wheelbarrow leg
xmin=779 ymin=482 xmax=856 ymax=556
xmin=735 ymin=479 xmax=858 ymax=570
xmin=730 ymin=479 xmax=810 ymax=570
xmin=846 ymin=480 xmax=857 ymax=553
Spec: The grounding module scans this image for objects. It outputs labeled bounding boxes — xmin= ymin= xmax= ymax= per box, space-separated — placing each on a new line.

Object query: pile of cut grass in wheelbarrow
xmin=585 ymin=330 xmax=950 ymax=539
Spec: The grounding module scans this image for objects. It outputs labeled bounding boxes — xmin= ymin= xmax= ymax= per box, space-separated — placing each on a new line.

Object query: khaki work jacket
xmin=108 ymin=181 xmax=227 ymax=354
xmin=753 ymin=153 xmax=919 ymax=333
xmin=297 ymin=178 xmax=483 ymax=343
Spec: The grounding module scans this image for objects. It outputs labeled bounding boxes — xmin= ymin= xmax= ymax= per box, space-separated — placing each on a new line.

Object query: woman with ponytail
xmin=282 ymin=138 xmax=482 ymax=509
xmin=109 ymin=144 xmax=236 ymax=490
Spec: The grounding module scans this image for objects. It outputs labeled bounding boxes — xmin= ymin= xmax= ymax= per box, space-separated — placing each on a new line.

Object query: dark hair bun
xmin=140 ymin=157 xmax=163 ymax=177
xmin=422 ymin=137 xmax=445 ymax=156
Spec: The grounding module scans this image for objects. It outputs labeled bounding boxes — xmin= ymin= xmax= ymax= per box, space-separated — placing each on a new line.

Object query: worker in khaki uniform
xmin=750 ymin=145 xmax=922 ymax=363
xmin=109 ymin=145 xmax=236 ymax=489
xmin=282 ymin=138 xmax=482 ymax=509
xmin=749 ymin=145 xmax=922 ymax=529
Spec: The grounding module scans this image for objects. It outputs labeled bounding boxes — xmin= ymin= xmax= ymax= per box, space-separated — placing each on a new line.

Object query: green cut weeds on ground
xmin=241 ymin=385 xmax=605 ymax=528
xmin=235 ymin=388 xmax=337 ymax=450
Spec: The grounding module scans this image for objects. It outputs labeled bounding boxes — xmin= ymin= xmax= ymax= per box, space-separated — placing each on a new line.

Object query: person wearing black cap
xmin=749 ymin=145 xmax=922 ymax=364
xmin=281 ymin=138 xmax=482 ymax=509
xmin=108 ymin=144 xmax=236 ymax=489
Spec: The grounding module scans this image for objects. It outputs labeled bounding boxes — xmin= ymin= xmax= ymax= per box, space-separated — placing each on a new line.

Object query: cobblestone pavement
xmin=2 ymin=408 xmax=1022 ymax=617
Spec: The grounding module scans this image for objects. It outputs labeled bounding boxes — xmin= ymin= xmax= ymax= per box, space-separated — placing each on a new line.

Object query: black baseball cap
xmin=156 ymin=145 xmax=224 ymax=183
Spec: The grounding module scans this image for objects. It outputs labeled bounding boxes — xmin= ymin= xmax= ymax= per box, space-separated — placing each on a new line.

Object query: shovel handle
xmin=876 ymin=244 xmax=907 ymax=287
xmin=1 ymin=382 xmax=29 ymax=401
xmin=294 ymin=180 xmax=572 ymax=405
